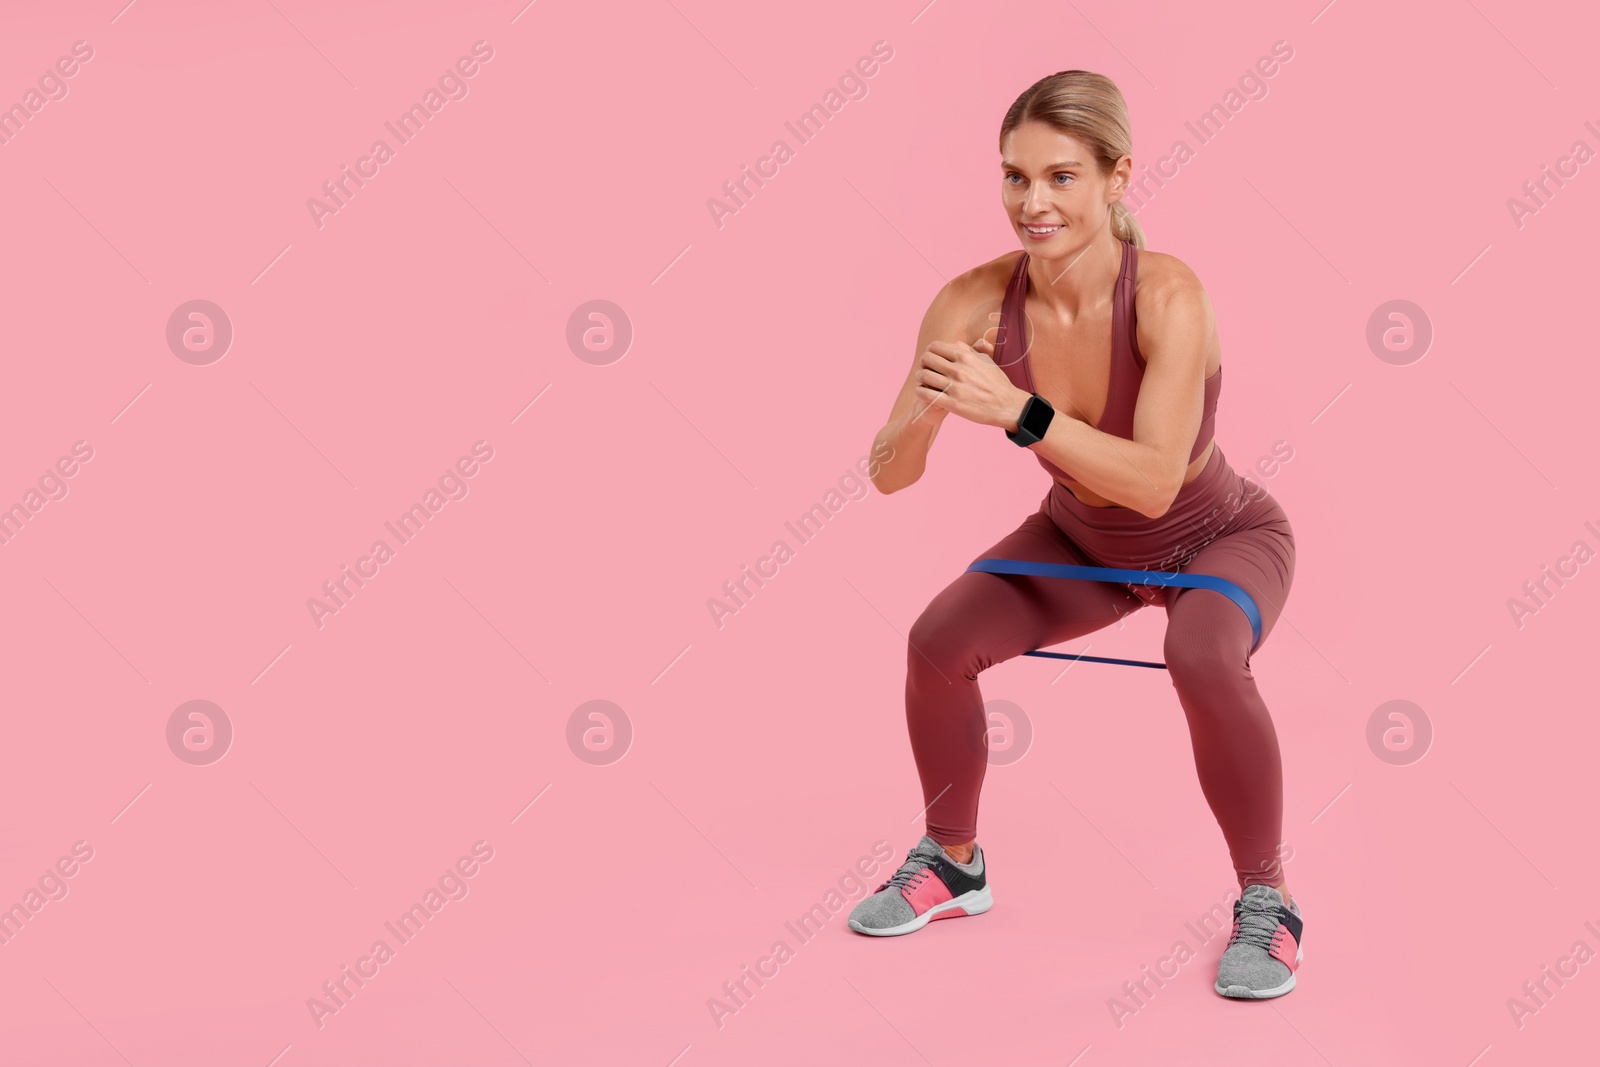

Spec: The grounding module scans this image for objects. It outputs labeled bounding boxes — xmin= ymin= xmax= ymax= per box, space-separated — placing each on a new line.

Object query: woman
xmin=846 ymin=71 xmax=1303 ymax=1000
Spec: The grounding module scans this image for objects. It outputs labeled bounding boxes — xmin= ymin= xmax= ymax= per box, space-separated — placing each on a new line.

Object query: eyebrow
xmin=1001 ymin=160 xmax=1083 ymax=170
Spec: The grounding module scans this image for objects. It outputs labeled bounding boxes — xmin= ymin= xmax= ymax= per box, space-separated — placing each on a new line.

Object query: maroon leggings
xmin=906 ymin=447 xmax=1296 ymax=891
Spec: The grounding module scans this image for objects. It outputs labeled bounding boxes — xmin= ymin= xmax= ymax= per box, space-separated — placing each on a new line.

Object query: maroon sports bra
xmin=991 ymin=240 xmax=1221 ymax=484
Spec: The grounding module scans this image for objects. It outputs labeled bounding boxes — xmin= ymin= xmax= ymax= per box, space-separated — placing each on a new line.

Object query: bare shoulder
xmin=923 ymin=249 xmax=1025 ymax=346
xmin=1132 ymin=246 xmax=1220 ymax=370
xmin=1134 ymin=246 xmax=1210 ymax=309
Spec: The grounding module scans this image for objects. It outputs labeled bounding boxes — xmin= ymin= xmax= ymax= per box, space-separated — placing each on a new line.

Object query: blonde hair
xmin=999 ymin=71 xmax=1144 ymax=250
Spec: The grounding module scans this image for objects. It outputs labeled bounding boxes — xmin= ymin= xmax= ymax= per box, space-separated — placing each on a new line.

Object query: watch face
xmin=1023 ymin=395 xmax=1053 ymax=437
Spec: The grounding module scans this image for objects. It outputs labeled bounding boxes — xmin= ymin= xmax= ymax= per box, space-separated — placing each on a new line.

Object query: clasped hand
xmin=913 ymin=338 xmax=1031 ymax=431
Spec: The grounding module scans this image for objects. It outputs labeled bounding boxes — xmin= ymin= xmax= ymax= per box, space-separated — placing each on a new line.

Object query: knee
xmin=908 ymin=605 xmax=978 ymax=678
xmin=1162 ymin=620 xmax=1246 ymax=690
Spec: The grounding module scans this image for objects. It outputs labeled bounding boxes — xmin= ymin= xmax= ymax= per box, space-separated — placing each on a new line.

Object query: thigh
xmin=1164 ymin=511 xmax=1296 ymax=654
xmin=914 ymin=509 xmax=1151 ymax=665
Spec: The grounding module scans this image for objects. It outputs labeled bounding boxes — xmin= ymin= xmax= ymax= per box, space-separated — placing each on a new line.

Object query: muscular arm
xmin=1024 ymin=267 xmax=1214 ymax=518
xmin=868 ymin=280 xmax=968 ymax=494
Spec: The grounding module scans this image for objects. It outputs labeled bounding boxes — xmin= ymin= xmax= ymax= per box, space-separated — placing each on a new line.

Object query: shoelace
xmin=876 ymin=851 xmax=938 ymax=894
xmin=1227 ymin=897 xmax=1285 ymax=953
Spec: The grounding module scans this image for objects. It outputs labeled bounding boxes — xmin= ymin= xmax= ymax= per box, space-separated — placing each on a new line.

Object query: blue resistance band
xmin=964 ymin=557 xmax=1263 ymax=670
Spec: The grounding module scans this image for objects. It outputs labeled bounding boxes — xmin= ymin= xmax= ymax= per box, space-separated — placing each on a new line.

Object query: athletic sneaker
xmin=1214 ymin=884 xmax=1303 ymax=998
xmin=847 ymin=835 xmax=993 ymax=936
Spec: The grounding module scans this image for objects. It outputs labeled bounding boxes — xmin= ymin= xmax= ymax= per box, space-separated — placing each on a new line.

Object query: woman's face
xmin=1000 ymin=121 xmax=1125 ymax=251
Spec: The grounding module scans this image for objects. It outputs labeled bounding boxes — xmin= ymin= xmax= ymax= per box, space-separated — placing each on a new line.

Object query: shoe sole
xmin=847 ymin=886 xmax=993 ymax=936
xmin=1214 ymin=943 xmax=1304 ymax=999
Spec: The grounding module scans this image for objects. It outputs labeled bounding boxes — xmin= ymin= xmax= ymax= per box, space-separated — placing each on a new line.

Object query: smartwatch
xmin=1006 ymin=393 xmax=1055 ymax=447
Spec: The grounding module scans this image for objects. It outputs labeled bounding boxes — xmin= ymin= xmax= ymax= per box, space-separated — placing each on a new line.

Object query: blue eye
xmin=1055 ymin=173 xmax=1074 ymax=185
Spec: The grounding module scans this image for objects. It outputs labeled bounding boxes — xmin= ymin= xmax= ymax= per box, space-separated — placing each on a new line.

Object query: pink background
xmin=2 ymin=0 xmax=1597 ymax=1063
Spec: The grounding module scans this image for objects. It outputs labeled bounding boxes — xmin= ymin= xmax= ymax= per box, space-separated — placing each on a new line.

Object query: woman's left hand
xmin=914 ymin=337 xmax=1032 ymax=431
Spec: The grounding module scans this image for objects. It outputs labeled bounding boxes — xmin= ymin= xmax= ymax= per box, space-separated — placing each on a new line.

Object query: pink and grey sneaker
xmin=847 ymin=835 xmax=993 ymax=936
xmin=1214 ymin=884 xmax=1303 ymax=998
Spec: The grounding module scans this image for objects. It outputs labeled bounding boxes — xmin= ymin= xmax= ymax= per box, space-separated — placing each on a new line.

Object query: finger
xmin=925 ymin=340 xmax=971 ymax=362
xmin=920 ymin=346 xmax=960 ymax=372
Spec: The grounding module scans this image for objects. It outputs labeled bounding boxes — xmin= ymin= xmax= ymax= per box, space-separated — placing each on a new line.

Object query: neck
xmin=1025 ymin=232 xmax=1122 ymax=319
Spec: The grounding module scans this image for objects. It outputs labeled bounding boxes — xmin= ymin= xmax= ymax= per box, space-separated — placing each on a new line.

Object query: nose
xmin=1023 ymin=180 xmax=1053 ymax=217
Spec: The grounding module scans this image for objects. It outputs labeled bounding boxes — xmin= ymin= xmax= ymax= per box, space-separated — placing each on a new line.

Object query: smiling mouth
xmin=1023 ymin=223 xmax=1061 ymax=235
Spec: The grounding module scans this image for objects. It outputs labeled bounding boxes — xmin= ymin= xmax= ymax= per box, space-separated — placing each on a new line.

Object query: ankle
xmin=940 ymin=841 xmax=975 ymax=864
xmin=1241 ymin=880 xmax=1292 ymax=905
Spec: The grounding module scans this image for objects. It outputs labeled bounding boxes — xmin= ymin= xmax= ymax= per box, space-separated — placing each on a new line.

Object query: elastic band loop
xmin=964 ymin=557 xmax=1263 ymax=654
